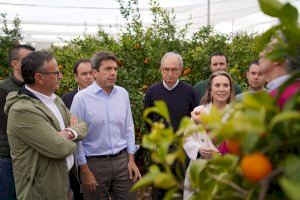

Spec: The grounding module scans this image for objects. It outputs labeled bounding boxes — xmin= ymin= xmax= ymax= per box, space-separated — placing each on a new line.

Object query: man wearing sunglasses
xmin=4 ymin=51 xmax=87 ymax=199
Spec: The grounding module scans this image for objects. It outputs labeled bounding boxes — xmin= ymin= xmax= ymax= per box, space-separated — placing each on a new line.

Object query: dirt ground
xmin=136 ymin=186 xmax=152 ymax=200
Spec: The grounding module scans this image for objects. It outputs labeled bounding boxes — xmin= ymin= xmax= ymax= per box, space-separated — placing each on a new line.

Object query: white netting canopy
xmin=1 ymin=0 xmax=299 ymax=49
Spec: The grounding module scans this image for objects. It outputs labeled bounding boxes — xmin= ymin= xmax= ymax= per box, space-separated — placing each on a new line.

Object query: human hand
xmin=128 ymin=156 xmax=141 ymax=182
xmin=199 ymin=147 xmax=214 ymax=159
xmin=80 ymin=164 xmax=98 ymax=192
xmin=191 ymin=107 xmax=202 ymax=125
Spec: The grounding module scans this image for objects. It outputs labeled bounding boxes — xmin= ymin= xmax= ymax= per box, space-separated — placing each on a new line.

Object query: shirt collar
xmin=91 ymin=81 xmax=117 ymax=94
xmin=267 ymin=75 xmax=290 ymax=91
xmin=163 ymin=80 xmax=179 ymax=90
xmin=25 ymin=85 xmax=56 ymax=103
xmin=249 ymin=88 xmax=268 ymax=93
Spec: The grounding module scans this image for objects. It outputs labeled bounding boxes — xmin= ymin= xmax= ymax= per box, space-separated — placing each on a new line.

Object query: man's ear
xmin=179 ymin=66 xmax=183 ymax=72
xmin=74 ymin=73 xmax=78 ymax=82
xmin=34 ymin=73 xmax=44 ymax=85
xmin=92 ymin=69 xmax=98 ymax=76
xmin=246 ymin=71 xmax=250 ymax=79
xmin=11 ymin=60 xmax=20 ymax=70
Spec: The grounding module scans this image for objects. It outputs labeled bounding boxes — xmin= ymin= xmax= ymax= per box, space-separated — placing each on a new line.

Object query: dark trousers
xmin=151 ymin=155 xmax=187 ymax=200
xmin=69 ymin=170 xmax=83 ymax=200
xmin=83 ymin=152 xmax=135 ymax=200
xmin=0 ymin=157 xmax=16 ymax=200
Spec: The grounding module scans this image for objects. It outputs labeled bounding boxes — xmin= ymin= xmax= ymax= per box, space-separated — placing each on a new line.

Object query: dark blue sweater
xmin=144 ymin=81 xmax=198 ymax=131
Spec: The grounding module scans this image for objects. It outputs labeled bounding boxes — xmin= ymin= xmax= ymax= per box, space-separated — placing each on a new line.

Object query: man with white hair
xmin=144 ymin=52 xmax=197 ymax=199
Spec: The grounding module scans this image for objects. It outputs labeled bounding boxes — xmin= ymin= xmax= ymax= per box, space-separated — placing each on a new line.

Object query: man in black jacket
xmin=62 ymin=59 xmax=93 ymax=199
xmin=62 ymin=59 xmax=93 ymax=109
xmin=0 ymin=44 xmax=35 ymax=200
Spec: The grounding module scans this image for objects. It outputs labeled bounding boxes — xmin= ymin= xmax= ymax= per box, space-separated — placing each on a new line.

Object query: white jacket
xmin=183 ymin=104 xmax=219 ymax=200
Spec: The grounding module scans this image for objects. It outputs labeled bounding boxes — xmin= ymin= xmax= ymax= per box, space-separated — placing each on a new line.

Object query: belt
xmin=87 ymin=148 xmax=127 ymax=159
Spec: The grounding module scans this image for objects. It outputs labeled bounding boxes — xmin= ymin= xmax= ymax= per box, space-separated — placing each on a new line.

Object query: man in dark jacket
xmin=0 ymin=44 xmax=35 ymax=200
xmin=194 ymin=51 xmax=242 ymax=104
xmin=62 ymin=59 xmax=93 ymax=109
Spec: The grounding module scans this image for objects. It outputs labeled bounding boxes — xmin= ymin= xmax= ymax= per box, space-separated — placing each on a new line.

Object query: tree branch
xmin=259 ymin=168 xmax=284 ymax=200
xmin=207 ymin=172 xmax=248 ymax=197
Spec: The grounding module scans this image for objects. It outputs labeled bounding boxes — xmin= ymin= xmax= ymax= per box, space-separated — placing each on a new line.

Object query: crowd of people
xmin=0 ymin=39 xmax=299 ymax=200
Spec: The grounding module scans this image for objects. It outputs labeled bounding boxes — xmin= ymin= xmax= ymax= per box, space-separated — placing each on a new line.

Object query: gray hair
xmin=160 ymin=52 xmax=183 ymax=68
xmin=91 ymin=51 xmax=117 ymax=71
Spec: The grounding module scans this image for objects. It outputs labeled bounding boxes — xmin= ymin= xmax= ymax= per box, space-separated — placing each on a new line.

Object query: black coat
xmin=61 ymin=88 xmax=78 ymax=110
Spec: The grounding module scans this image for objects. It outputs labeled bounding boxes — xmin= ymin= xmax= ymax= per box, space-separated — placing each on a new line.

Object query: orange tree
xmin=133 ymin=0 xmax=300 ymax=199
xmin=0 ymin=13 xmax=22 ymax=79
xmin=50 ymin=0 xmax=260 ymax=145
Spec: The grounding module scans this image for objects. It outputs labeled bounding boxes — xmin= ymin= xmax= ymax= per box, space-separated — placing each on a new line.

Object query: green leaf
xmin=153 ymin=173 xmax=176 ymax=189
xmin=175 ymin=116 xmax=193 ymax=136
xmin=209 ymin=155 xmax=238 ymax=169
xmin=131 ymin=165 xmax=160 ymax=191
xmin=284 ymin=92 xmax=300 ymax=111
xmin=189 ymin=159 xmax=208 ymax=188
xmin=242 ymin=132 xmax=260 ymax=153
xmin=279 ymin=177 xmax=300 ymax=200
xmin=258 ymin=26 xmax=277 ymax=51
xmin=242 ymin=92 xmax=275 ymax=110
xmin=131 ymin=173 xmax=156 ymax=191
xmin=165 ymin=152 xmax=177 ymax=165
xmin=267 ymin=47 xmax=288 ymax=62
xmin=283 ymin=156 xmax=300 ymax=182
xmin=143 ymin=100 xmax=171 ymax=125
xmin=280 ymin=3 xmax=298 ymax=26
xmin=162 ymin=188 xmax=178 ymax=200
xmin=259 ymin=0 xmax=283 ymax=17
xmin=269 ymin=111 xmax=300 ymax=130
xmin=154 ymin=100 xmax=171 ymax=123
xmin=142 ymin=134 xmax=157 ymax=150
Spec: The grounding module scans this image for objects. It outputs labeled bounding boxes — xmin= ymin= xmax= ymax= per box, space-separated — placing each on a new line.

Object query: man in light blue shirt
xmin=71 ymin=51 xmax=141 ymax=200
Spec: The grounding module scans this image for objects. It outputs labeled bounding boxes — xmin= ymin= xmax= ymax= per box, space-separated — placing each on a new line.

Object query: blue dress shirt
xmin=71 ymin=81 xmax=135 ymax=165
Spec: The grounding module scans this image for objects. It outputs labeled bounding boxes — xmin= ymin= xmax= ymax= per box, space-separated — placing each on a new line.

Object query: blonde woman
xmin=183 ymin=71 xmax=236 ymax=199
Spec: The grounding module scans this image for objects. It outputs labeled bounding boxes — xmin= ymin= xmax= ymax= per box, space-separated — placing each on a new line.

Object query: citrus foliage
xmin=134 ymin=0 xmax=300 ymax=199
xmin=0 ymin=13 xmax=22 ymax=79
xmin=49 ymin=0 xmax=260 ymax=143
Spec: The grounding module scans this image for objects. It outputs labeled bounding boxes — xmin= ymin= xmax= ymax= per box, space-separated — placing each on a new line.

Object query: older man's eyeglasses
xmin=161 ymin=67 xmax=180 ymax=74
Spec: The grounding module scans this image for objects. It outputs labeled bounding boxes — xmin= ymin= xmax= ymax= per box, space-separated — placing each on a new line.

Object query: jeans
xmin=0 ymin=157 xmax=16 ymax=200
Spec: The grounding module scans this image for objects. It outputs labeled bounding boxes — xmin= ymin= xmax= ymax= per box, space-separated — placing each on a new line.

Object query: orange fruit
xmin=142 ymin=84 xmax=149 ymax=92
xmin=182 ymin=68 xmax=192 ymax=75
xmin=117 ymin=59 xmax=124 ymax=67
xmin=226 ymin=139 xmax=241 ymax=155
xmin=240 ymin=152 xmax=272 ymax=182
xmin=144 ymin=58 xmax=150 ymax=65
xmin=133 ymin=44 xmax=141 ymax=50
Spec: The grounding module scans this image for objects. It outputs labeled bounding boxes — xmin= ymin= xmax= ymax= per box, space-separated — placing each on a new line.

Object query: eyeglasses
xmin=161 ymin=67 xmax=180 ymax=74
xmin=39 ymin=70 xmax=61 ymax=76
